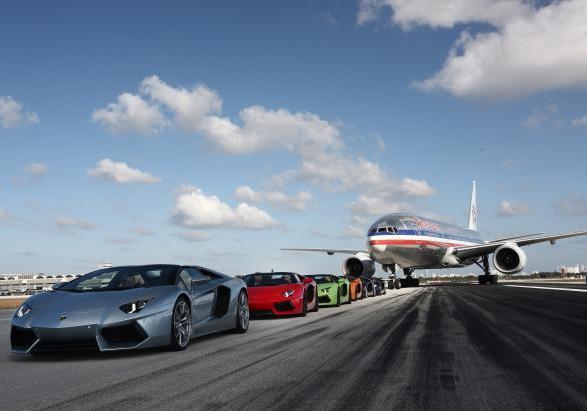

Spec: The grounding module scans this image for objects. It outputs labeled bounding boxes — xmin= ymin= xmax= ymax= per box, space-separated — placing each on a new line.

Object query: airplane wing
xmin=454 ymin=231 xmax=587 ymax=261
xmin=280 ymin=248 xmax=366 ymax=256
xmin=484 ymin=233 xmax=544 ymax=243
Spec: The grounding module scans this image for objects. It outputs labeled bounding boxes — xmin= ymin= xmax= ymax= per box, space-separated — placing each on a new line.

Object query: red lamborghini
xmin=243 ymin=272 xmax=318 ymax=317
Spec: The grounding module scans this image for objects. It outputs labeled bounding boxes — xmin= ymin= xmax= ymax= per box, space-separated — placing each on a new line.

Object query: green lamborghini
xmin=308 ymin=274 xmax=351 ymax=307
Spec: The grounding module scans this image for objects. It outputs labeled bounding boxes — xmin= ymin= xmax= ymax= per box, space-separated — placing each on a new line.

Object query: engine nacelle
xmin=343 ymin=252 xmax=375 ymax=278
xmin=493 ymin=242 xmax=527 ymax=274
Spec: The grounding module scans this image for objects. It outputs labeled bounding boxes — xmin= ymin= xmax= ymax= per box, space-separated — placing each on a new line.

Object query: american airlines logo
xmin=414 ymin=219 xmax=440 ymax=232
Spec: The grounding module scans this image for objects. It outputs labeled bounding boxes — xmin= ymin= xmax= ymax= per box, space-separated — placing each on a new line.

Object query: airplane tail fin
xmin=468 ymin=180 xmax=478 ymax=231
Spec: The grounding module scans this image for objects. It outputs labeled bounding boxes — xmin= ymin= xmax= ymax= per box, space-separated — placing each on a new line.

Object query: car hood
xmin=247 ymin=284 xmax=302 ymax=299
xmin=317 ymin=283 xmax=336 ymax=291
xmin=25 ymin=286 xmax=175 ymax=313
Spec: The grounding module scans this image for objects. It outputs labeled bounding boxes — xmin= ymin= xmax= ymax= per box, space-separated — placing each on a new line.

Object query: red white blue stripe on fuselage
xmin=368 ymin=233 xmax=481 ymax=248
xmin=367 ymin=231 xmax=482 ymax=268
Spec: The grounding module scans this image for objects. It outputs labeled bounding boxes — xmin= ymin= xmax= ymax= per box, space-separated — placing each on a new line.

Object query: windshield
xmin=310 ymin=275 xmax=336 ymax=284
xmin=59 ymin=265 xmax=178 ymax=292
xmin=243 ymin=273 xmax=299 ymax=287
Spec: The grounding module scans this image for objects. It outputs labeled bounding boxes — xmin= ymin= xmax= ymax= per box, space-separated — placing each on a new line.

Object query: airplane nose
xmin=371 ymin=243 xmax=386 ymax=253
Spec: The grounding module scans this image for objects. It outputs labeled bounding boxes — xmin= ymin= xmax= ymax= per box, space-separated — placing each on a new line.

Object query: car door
xmin=185 ymin=267 xmax=217 ymax=324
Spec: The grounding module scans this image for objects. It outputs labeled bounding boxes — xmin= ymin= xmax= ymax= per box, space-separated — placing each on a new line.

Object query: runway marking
xmin=503 ymin=285 xmax=587 ymax=293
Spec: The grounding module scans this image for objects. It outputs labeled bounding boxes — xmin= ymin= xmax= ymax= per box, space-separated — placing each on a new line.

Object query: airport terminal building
xmin=0 ymin=273 xmax=81 ymax=295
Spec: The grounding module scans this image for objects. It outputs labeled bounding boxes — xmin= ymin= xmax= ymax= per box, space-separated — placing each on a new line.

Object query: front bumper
xmin=10 ymin=307 xmax=172 ymax=354
xmin=249 ymin=296 xmax=303 ymax=316
xmin=317 ymin=290 xmax=339 ymax=306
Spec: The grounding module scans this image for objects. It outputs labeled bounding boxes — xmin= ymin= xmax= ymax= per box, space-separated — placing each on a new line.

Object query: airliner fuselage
xmin=367 ymin=213 xmax=482 ymax=269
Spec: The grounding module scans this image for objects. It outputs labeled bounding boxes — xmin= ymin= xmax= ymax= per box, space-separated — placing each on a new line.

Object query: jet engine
xmin=343 ymin=252 xmax=375 ymax=278
xmin=492 ymin=242 xmax=527 ymax=274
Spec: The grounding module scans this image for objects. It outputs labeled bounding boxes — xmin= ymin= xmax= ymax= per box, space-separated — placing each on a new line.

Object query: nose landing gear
xmin=400 ymin=268 xmax=419 ymax=288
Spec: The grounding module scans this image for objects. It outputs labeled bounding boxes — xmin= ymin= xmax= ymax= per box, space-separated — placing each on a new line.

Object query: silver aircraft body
xmin=283 ymin=181 xmax=587 ymax=286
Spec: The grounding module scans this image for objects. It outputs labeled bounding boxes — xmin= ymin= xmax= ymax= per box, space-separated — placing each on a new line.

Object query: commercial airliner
xmin=283 ymin=181 xmax=587 ymax=287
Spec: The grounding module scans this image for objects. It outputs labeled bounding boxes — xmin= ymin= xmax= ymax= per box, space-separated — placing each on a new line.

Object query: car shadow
xmin=6 ymin=326 xmax=248 ymax=363
xmin=8 ymin=346 xmax=165 ymax=362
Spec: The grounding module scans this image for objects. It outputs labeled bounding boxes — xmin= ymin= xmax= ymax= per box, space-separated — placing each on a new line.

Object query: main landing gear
xmin=400 ymin=268 xmax=419 ymax=288
xmin=475 ymin=255 xmax=498 ymax=285
xmin=383 ymin=264 xmax=402 ymax=289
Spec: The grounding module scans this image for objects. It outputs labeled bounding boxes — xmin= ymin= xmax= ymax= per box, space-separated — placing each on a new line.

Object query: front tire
xmin=169 ymin=297 xmax=192 ymax=351
xmin=299 ymin=297 xmax=308 ymax=317
xmin=313 ymin=296 xmax=320 ymax=312
xmin=335 ymin=290 xmax=341 ymax=307
xmin=234 ymin=290 xmax=249 ymax=333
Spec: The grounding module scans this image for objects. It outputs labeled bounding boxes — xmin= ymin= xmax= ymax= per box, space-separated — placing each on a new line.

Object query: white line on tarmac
xmin=503 ymin=285 xmax=587 ymax=293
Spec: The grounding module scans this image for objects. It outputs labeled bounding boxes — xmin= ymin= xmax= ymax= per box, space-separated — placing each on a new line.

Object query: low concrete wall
xmin=0 ymin=297 xmax=26 ymax=310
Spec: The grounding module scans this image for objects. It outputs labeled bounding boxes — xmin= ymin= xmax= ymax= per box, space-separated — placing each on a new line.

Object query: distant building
xmin=0 ymin=273 xmax=81 ymax=295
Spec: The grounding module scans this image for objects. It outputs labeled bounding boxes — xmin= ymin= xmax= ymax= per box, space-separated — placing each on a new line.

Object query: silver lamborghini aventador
xmin=10 ymin=264 xmax=249 ymax=354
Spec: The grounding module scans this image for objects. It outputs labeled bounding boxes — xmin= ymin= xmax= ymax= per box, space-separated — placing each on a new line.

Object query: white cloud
xmin=170 ymin=186 xmax=278 ymax=230
xmin=175 ymin=230 xmax=210 ymax=242
xmin=0 ymin=96 xmax=39 ymax=129
xmin=555 ymin=195 xmax=587 ymax=217
xmin=55 ymin=216 xmax=97 ymax=231
xmin=357 ymin=0 xmax=529 ymax=28
xmin=571 ymin=114 xmax=587 ymax=127
xmin=523 ymin=111 xmax=545 ymax=129
xmin=522 ymin=104 xmax=558 ymax=129
xmin=140 ymin=75 xmax=222 ymax=132
xmin=234 ymin=186 xmax=313 ymax=211
xmin=400 ymin=177 xmax=436 ymax=197
xmin=98 ymin=76 xmax=435 ymax=205
xmin=348 ymin=194 xmax=413 ymax=217
xmin=25 ymin=162 xmax=47 ymax=178
xmin=88 ymin=159 xmax=161 ymax=184
xmin=496 ymin=201 xmax=531 ymax=217
xmin=92 ymin=92 xmax=167 ymax=135
xmin=360 ymin=0 xmax=587 ymax=100
xmin=198 ymin=105 xmax=342 ymax=156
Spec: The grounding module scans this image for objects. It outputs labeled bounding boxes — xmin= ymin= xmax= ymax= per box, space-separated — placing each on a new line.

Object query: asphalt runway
xmin=1 ymin=284 xmax=586 ymax=410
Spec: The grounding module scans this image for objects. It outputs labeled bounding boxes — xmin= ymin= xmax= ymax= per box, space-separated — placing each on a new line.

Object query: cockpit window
xmin=377 ymin=227 xmax=386 ymax=232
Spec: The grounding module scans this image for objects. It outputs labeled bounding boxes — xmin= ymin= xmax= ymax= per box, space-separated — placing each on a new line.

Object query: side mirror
xmin=303 ymin=277 xmax=313 ymax=285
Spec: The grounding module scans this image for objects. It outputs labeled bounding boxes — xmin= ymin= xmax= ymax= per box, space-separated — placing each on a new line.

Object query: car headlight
xmin=322 ymin=287 xmax=331 ymax=293
xmin=119 ymin=299 xmax=152 ymax=314
xmin=282 ymin=290 xmax=294 ymax=297
xmin=15 ymin=303 xmax=32 ymax=318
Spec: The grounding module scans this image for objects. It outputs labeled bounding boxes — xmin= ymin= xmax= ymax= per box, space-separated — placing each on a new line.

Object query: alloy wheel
xmin=174 ymin=300 xmax=191 ymax=348
xmin=239 ymin=292 xmax=249 ymax=330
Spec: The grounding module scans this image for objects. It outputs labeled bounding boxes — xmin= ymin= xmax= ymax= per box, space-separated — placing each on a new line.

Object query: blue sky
xmin=1 ymin=0 xmax=586 ymax=275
